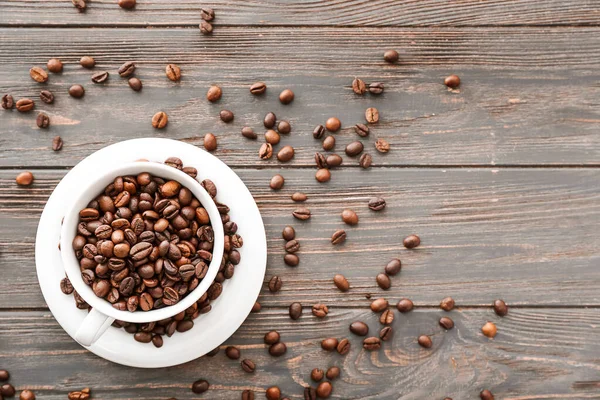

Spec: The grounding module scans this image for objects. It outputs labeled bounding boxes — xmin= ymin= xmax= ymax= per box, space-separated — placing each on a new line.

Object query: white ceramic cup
xmin=60 ymin=161 xmax=224 ymax=346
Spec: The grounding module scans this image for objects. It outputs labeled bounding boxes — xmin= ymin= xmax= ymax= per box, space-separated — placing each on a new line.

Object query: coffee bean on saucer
xmin=269 ymin=342 xmax=287 ymax=357
xmin=418 ymin=335 xmax=432 ymax=348
xmin=250 ymin=81 xmax=266 ymax=95
xmin=241 ymin=127 xmax=257 ymax=139
xmin=312 ymin=303 xmax=328 ymax=318
xmin=192 ymin=379 xmax=209 ymax=394
xmin=341 ymin=209 xmax=358 ymax=225
xmin=331 ymin=229 xmax=346 ymax=245
xmin=336 ymin=338 xmax=350 ymax=355
xmin=445 ymin=74 xmax=461 ymax=88
xmin=279 ymin=89 xmax=294 ymax=104
xmin=480 ymin=389 xmax=494 ymax=400
xmin=403 ymin=234 xmax=420 ymax=249
xmin=363 ymin=337 xmax=381 ymax=350
xmin=165 ymin=64 xmax=181 ymax=81
xmin=128 ymin=77 xmax=142 ymax=91
xmin=376 ymin=272 xmax=392 ymax=290
xmin=47 ymin=58 xmax=63 ymax=73
xmin=220 ymin=109 xmax=234 ymax=122
xmin=200 ymin=20 xmax=213 ymax=34
xmin=204 ymin=133 xmax=217 ymax=151
xmin=326 ymin=366 xmax=340 ymax=380
xmin=352 ymin=78 xmax=366 ymax=95
xmin=380 ymin=326 xmax=393 ymax=341
xmin=380 ymin=309 xmax=394 ymax=325
xmin=80 ymin=56 xmax=95 ymax=68
xmin=333 ymin=274 xmax=349 ymax=292
xmin=268 ymin=276 xmax=282 ymax=293
xmin=368 ymin=197 xmax=386 ymax=211
xmin=289 ymin=302 xmax=302 ymax=319
xmin=322 ymin=136 xmax=335 ymax=151
xmin=241 ymin=359 xmax=255 ymax=373
xmin=439 ymin=317 xmax=454 ymax=330
xmin=493 ymin=299 xmax=508 ymax=316
xmin=385 ymin=259 xmax=401 ymax=275
xmin=384 ymin=49 xmax=399 ymax=63
xmin=482 ymin=322 xmax=497 ymax=338
xmin=365 ymin=107 xmax=379 ymax=124
xmin=39 ymin=90 xmax=54 ymax=104
xmin=91 ymin=71 xmax=109 ymax=83
xmin=118 ymin=61 xmax=136 ymax=77
xmin=152 ymin=111 xmax=168 ymax=129
xmin=207 ymin=85 xmax=222 ymax=102
xmin=396 ymin=298 xmax=413 ymax=313
xmin=369 ymin=82 xmax=384 ymax=95
xmin=440 ymin=297 xmax=455 ymax=311
xmin=200 ymin=7 xmax=215 ymax=21
xmin=321 ymin=338 xmax=338 ymax=351
xmin=370 ymin=298 xmax=388 ymax=312
xmin=325 ymin=117 xmax=341 ymax=132
xmin=152 ymin=335 xmax=163 ymax=348
xmin=349 ymin=321 xmax=368 ymax=336
xmin=270 ymin=174 xmax=284 ymax=190
xmin=264 ymin=330 xmax=280 ymax=345
xmin=30 ymin=66 xmax=48 ymax=83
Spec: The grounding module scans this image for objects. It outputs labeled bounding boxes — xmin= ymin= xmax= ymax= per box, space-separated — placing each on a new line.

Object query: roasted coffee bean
xmin=368 ymin=197 xmax=386 ymax=211
xmin=192 ymin=379 xmax=209 ymax=394
xmin=291 ymin=192 xmax=307 ymax=202
xmin=316 ymin=382 xmax=332 ymax=399
xmin=363 ymin=337 xmax=381 ymax=350
xmin=370 ymin=298 xmax=388 ymax=312
xmin=151 ymin=335 xmax=163 ymax=348
xmin=396 ymin=298 xmax=414 ymax=313
xmin=182 ymin=166 xmax=197 ymax=178
xmin=331 ymin=229 xmax=346 ymax=245
xmin=418 ymin=335 xmax=432 ymax=348
xmin=312 ymin=303 xmax=328 ymax=318
xmin=349 ymin=321 xmax=368 ymax=336
xmin=322 ymin=135 xmax=335 ymax=151
xmin=67 ymin=389 xmax=91 ymax=400
xmin=139 ymin=292 xmax=154 ymax=311
xmin=203 ymin=133 xmax=217 ymax=151
xmin=315 ymin=168 xmax=331 ymax=183
xmin=263 ymin=112 xmax=276 ymax=128
xmin=313 ymin=124 xmax=325 ymax=139
xmin=1 ymin=94 xmax=14 ymax=109
xmin=39 ymin=90 xmax=54 ymax=104
xmin=264 ymin=129 xmax=280 ymax=145
xmin=359 ymin=153 xmax=372 ymax=169
xmin=369 ymin=82 xmax=384 ymax=95
xmin=206 ymin=85 xmax=222 ymax=102
xmin=314 ymin=152 xmax=327 ymax=169
xmin=380 ymin=326 xmax=393 ymax=341
xmin=259 ymin=143 xmax=273 ymax=159
xmin=81 ymin=269 xmax=94 ymax=285
xmin=311 ymin=368 xmax=324 ymax=382
xmin=241 ymin=126 xmax=257 ymax=139
xmin=269 ymin=342 xmax=287 ymax=356
xmin=376 ymin=273 xmax=391 ymax=290
xmin=80 ymin=56 xmax=95 ymax=68
xmin=20 ymin=389 xmax=36 ymax=400
xmin=352 ymin=77 xmax=366 ymax=95
xmin=303 ymin=386 xmax=316 ymax=400
xmin=150 ymin=111 xmax=168 ymax=128
xmin=93 ymin=280 xmax=110 ymax=297
xmin=336 ymin=338 xmax=350 ymax=355
xmin=365 ymin=107 xmax=379 ymax=124
xmin=320 ymin=155 xmax=340 ymax=169
xmin=284 ymin=240 xmax=299 ymax=253
xmin=445 ymin=74 xmax=461 ymax=88
xmin=60 ymin=277 xmax=74 ymax=294
xmin=277 ymin=120 xmax=291 ymax=134
xmin=177 ymin=320 xmax=194 ymax=332
xmin=225 ymin=345 xmax=241 ymax=359
xmin=265 ymin=387 xmax=280 ymax=400
xmin=439 ymin=316 xmax=454 ymax=330
xmin=69 ymin=84 xmax=85 ymax=98
xmin=385 ymin=258 xmax=401 ymax=275
xmin=264 ymin=330 xmax=280 ymax=345
xmin=440 ymin=297 xmax=455 ymax=311
xmin=165 ymin=64 xmax=181 ymax=81
xmin=250 ymin=81 xmax=266 ymax=95
xmin=268 ymin=276 xmax=282 ymax=293
xmin=380 ymin=309 xmax=394 ymax=325
xmin=279 ymin=89 xmax=294 ymax=104
xmin=345 ymin=141 xmax=364 ymax=157
xmin=333 ymin=274 xmax=349 ymax=292
xmin=16 ymin=171 xmax=34 ymax=186
xmin=52 ymin=136 xmax=64 ymax=151
xmin=321 ymin=337 xmax=338 ymax=351
xmin=91 ymin=71 xmax=109 ymax=83
xmin=480 ymin=390 xmax=494 ymax=400
xmin=289 ymin=302 xmax=302 ymax=319
xmin=269 ymin=174 xmax=284 ymax=190
xmin=1 ymin=383 xmax=16 ymax=397
xmin=482 ymin=321 xmax=497 ymax=338
xmin=128 ymin=77 xmax=142 ymax=91
xmin=117 ymin=0 xmax=136 ymax=8
xmin=134 ymin=331 xmax=153 ymax=343
xmin=16 ymin=98 xmax=34 ymax=112
xmin=384 ymin=49 xmax=399 ymax=63
xmin=47 ymin=58 xmax=63 ymax=73
xmin=403 ymin=234 xmax=420 ymax=249
xmin=36 ymin=112 xmax=50 ymax=129
xmin=220 ymin=109 xmax=234 ymax=122
xmin=354 ymin=123 xmax=370 ymax=138
xmin=493 ymin=299 xmax=508 ymax=316
xmin=341 ymin=209 xmax=358 ymax=225
xmin=277 ymin=145 xmax=295 ymax=162
xmin=292 ymin=207 xmax=311 ymax=220
xmin=375 ymin=138 xmax=390 ymax=153
xmin=72 ymin=0 xmax=86 ymax=11
xmin=199 ymin=20 xmax=213 ymax=34
xmin=30 ymin=66 xmax=48 ymax=83
xmin=241 ymin=359 xmax=255 ymax=373
xmin=282 ymin=226 xmax=295 ymax=241
xmin=118 ymin=61 xmax=136 ymax=77
xmin=325 ymin=117 xmax=341 ymax=132
xmin=200 ymin=7 xmax=215 ymax=21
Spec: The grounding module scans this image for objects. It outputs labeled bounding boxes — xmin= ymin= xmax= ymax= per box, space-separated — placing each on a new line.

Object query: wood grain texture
xmin=1 ymin=28 xmax=599 ymax=167
xmin=0 ymin=0 xmax=599 ymax=27
xmin=1 ymin=168 xmax=598 ymax=308
xmin=0 ymin=308 xmax=599 ymax=399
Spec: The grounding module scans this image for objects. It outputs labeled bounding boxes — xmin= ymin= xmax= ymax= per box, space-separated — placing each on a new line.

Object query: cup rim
xmin=59 ymin=161 xmax=224 ymax=324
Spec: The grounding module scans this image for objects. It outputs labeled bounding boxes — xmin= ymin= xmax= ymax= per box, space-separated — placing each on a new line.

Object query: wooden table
xmin=1 ymin=1 xmax=599 ymax=399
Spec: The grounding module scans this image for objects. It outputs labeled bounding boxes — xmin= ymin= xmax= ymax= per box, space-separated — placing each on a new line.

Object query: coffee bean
xmin=266 ymin=387 xmax=281 ymax=400
xmin=91 ymin=71 xmax=109 ymax=83
xmin=333 ymin=274 xmax=349 ymax=292
xmin=118 ymin=0 xmax=136 ymax=8
xmin=341 ymin=209 xmax=358 ymax=225
xmin=250 ymin=81 xmax=266 ymax=95
xmin=128 ymin=77 xmax=142 ymax=91
xmin=440 ymin=297 xmax=455 ymax=311
xmin=316 ymin=382 xmax=332 ymax=398
xmin=403 ymin=234 xmax=420 ymax=249
xmin=380 ymin=326 xmax=393 ymax=341
xmin=310 ymin=368 xmax=324 ymax=382
xmin=326 ymin=366 xmax=340 ymax=380
xmin=80 ymin=56 xmax=95 ymax=68
xmin=81 ymin=269 xmax=94 ymax=285
xmin=304 ymin=386 xmax=316 ymax=400
xmin=331 ymin=229 xmax=346 ymax=245
xmin=206 ymin=85 xmax=222 ymax=102
xmin=493 ymin=299 xmax=508 ymax=316
xmin=289 ymin=302 xmax=302 ymax=319
xmin=279 ymin=89 xmax=294 ymax=104
xmin=268 ymin=276 xmax=282 ymax=293
xmin=251 ymin=301 xmax=261 ymax=313
xmin=268 ymin=341 xmax=287 ymax=357
xmin=482 ymin=321 xmax=497 ymax=338
xmin=225 ymin=345 xmax=241 ymax=359
xmin=312 ymin=303 xmax=328 ymax=318
xmin=384 ymin=49 xmax=399 ymax=63
xmin=349 ymin=321 xmax=368 ymax=336
xmin=354 ymin=124 xmax=370 ymax=138
xmin=375 ymin=138 xmax=390 ymax=153
xmin=16 ymin=98 xmax=34 ymax=112
xmin=365 ymin=107 xmax=379 ymax=124
xmin=380 ymin=309 xmax=394 ymax=325
xmin=165 ymin=64 xmax=181 ymax=82
xmin=321 ymin=338 xmax=338 ymax=351
xmin=418 ymin=335 xmax=432 ymax=348
xmin=277 ymin=120 xmax=291 ymax=134
xmin=1 ymin=383 xmax=16 ymax=396
xmin=200 ymin=20 xmax=213 ymax=34
xmin=439 ymin=316 xmax=454 ymax=330
xmin=259 ymin=143 xmax=273 ymax=159
xmin=345 ymin=141 xmax=364 ymax=157
xmin=93 ymin=280 xmax=110 ymax=297
xmin=36 ymin=112 xmax=50 ymax=129
xmin=284 ymin=253 xmax=299 ymax=266
xmin=20 ymin=389 xmax=36 ymax=400
xmin=264 ymin=330 xmax=280 ymax=345
xmin=0 ymin=370 xmax=9 ymax=381
xmin=358 ymin=153 xmax=372 ymax=169
xmin=40 ymin=90 xmax=54 ymax=104
xmin=242 ymin=390 xmax=255 ymax=400
xmin=376 ymin=273 xmax=391 ymax=290
xmin=336 ymin=338 xmax=350 ymax=355
xmin=363 ymin=337 xmax=381 ymax=350
xmin=16 ymin=171 xmax=34 ymax=186
xmin=269 ymin=174 xmax=284 ymax=190
xmin=151 ymin=335 xmax=163 ymax=348
xmin=384 ymin=259 xmax=401 ymax=275
xmin=200 ymin=7 xmax=215 ymax=21
xmin=265 ymin=129 xmax=280 ymax=145
xmin=314 ymin=152 xmax=327 ymax=169
xmin=60 ymin=277 xmax=74 ymax=294
xmin=322 ymin=135 xmax=335 ymax=151
xmin=369 ymin=82 xmax=384 ymax=95
xmin=47 ymin=58 xmax=63 ymax=73
xmin=241 ymin=359 xmax=255 ymax=373
xmin=292 ymin=207 xmax=311 ymax=220
xmin=445 ymin=74 xmax=461 ymax=88
xmin=368 ymin=197 xmax=386 ymax=211
xmin=282 ymin=226 xmax=295 ymax=241
xmin=313 ymin=124 xmax=325 ymax=139
xmin=277 ymin=145 xmax=295 ymax=162
xmin=284 ymin=240 xmax=299 ymax=253
xmin=30 ymin=66 xmax=48 ymax=83
xmin=139 ymin=292 xmax=154 ymax=311
xmin=315 ymin=168 xmax=331 ymax=183
xmin=69 ymin=84 xmax=85 ymax=98
xmin=220 ymin=109 xmax=234 ymax=123
xmin=370 ymin=298 xmax=388 ymax=312
xmin=239 ymin=127 xmax=256 ymax=140
xmin=263 ymin=112 xmax=276 ymax=128
xmin=192 ymin=379 xmax=209 ymax=394
xmin=204 ymin=133 xmax=217 ymax=151
xmin=1 ymin=94 xmax=14 ymax=109
xmin=72 ymin=0 xmax=86 ymax=11
xmin=118 ymin=61 xmax=136 ymax=77
xmin=480 ymin=389 xmax=494 ymax=400
xmin=352 ymin=77 xmax=366 ymax=95
xmin=396 ymin=298 xmax=413 ymax=313
xmin=325 ymin=117 xmax=341 ymax=132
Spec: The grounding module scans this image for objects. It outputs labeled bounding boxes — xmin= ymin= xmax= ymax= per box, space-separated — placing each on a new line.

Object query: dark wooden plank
xmin=1 ymin=0 xmax=599 ymax=27
xmin=1 ymin=168 xmax=598 ymax=308
xmin=0 ymin=308 xmax=599 ymax=399
xmin=1 ymin=27 xmax=599 ymax=167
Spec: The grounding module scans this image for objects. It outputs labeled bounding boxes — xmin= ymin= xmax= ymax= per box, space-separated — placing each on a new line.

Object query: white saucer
xmin=35 ymin=138 xmax=267 ymax=368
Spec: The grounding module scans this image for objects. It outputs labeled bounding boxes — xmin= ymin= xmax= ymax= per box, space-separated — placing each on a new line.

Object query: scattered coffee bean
xmin=368 ymin=197 xmax=386 ymax=211
xmin=369 ymin=82 xmax=384 ymax=95
xmin=279 ymin=89 xmax=294 ymax=104
xmin=315 ymin=168 xmax=331 ymax=183
xmin=322 ymin=135 xmax=335 ymax=151
xmin=321 ymin=338 xmax=338 ymax=351
xmin=268 ymin=276 xmax=283 ymax=293
xmin=359 ymin=153 xmax=372 ymax=169
xmin=263 ymin=112 xmax=276 ymax=128
xmin=30 ymin=66 xmax=48 ymax=83
xmin=315 ymin=152 xmax=327 ymax=169
xmin=20 ymin=389 xmax=36 ymax=400
xmin=1 ymin=383 xmax=16 ymax=397
xmin=493 ymin=299 xmax=508 ymax=316
xmin=128 ymin=77 xmax=142 ymax=91
xmin=370 ymin=298 xmax=388 ymax=312
xmin=384 ymin=49 xmax=399 ymax=63
xmin=363 ymin=336 xmax=381 ymax=350
xmin=276 ymin=145 xmax=295 ymax=162
xmin=251 ymin=301 xmax=261 ymax=313
xmin=380 ymin=326 xmax=393 ymax=341
xmin=312 ymin=303 xmax=328 ymax=318
xmin=225 ymin=345 xmax=241 ymax=359
xmin=375 ymin=138 xmax=390 ymax=153
xmin=325 ymin=154 xmax=342 ymax=167
xmin=264 ymin=330 xmax=280 ymax=345
xmin=445 ymin=74 xmax=461 ymax=88
xmin=204 ymin=133 xmax=217 ymax=151
xmin=68 ymin=387 xmax=91 ymax=400
xmin=269 ymin=342 xmax=287 ymax=357
xmin=265 ymin=386 xmax=281 ymax=400
xmin=352 ymin=77 xmax=366 ymax=95
xmin=326 ymin=366 xmax=340 ymax=380
xmin=345 ymin=141 xmax=364 ymax=157
xmin=277 ymin=120 xmax=291 ymax=134
xmin=80 ymin=56 xmax=95 ymax=68
xmin=1 ymin=94 xmax=14 ymax=109
xmin=200 ymin=7 xmax=215 ymax=21
xmin=16 ymin=171 xmax=34 ymax=186
xmin=403 ymin=234 xmax=420 ymax=249
xmin=118 ymin=0 xmax=136 ymax=9
xmin=60 ymin=277 xmax=74 ymax=294
xmin=285 ymin=240 xmax=299 ymax=253
xmin=152 ymin=111 xmax=168 ymax=129
xmin=325 ymin=117 xmax=341 ymax=132
xmin=241 ymin=126 xmax=257 ymax=139
xmin=336 ymin=338 xmax=350 ymax=355
xmin=291 ymin=192 xmax=307 ymax=202
xmin=282 ymin=226 xmax=295 ymax=241
xmin=200 ymin=20 xmax=213 ymax=34
xmin=259 ymin=143 xmax=273 ymax=159
xmin=349 ymin=321 xmax=368 ymax=336
xmin=284 ymin=253 xmax=299 ymax=266
xmin=220 ymin=109 xmax=234 ymax=123
xmin=341 ymin=209 xmax=358 ymax=225
xmin=396 ymin=298 xmax=414 ymax=313
xmin=482 ymin=321 xmax=497 ymax=338
xmin=385 ymin=258 xmax=401 ymax=275
xmin=418 ymin=335 xmax=432 ymax=348
xmin=47 ymin=58 xmax=63 ymax=73
xmin=440 ymin=297 xmax=455 ymax=311
xmin=264 ymin=129 xmax=280 ymax=144
xmin=380 ymin=309 xmax=394 ymax=325
xmin=316 ymin=382 xmax=332 ymax=398
xmin=0 ymin=370 xmax=9 ymax=381
xmin=292 ymin=207 xmax=311 ymax=220
xmin=354 ymin=123 xmax=369 ymax=137
xmin=333 ymin=274 xmax=349 ymax=292
xmin=40 ymin=90 xmax=54 ymax=104
xmin=206 ymin=85 xmax=222 ymax=102
xmin=250 ymin=81 xmax=266 ymax=95
xmin=242 ymin=390 xmax=255 ymax=400
xmin=192 ymin=379 xmax=209 ymax=394
xmin=313 ymin=124 xmax=325 ymax=139
xmin=289 ymin=302 xmax=302 ymax=319
xmin=480 ymin=389 xmax=494 ymax=400
xmin=365 ymin=107 xmax=379 ymax=123
xmin=270 ymin=174 xmax=285 ymax=190
xmin=304 ymin=387 xmax=316 ymax=400
xmin=16 ymin=98 xmax=34 ymax=112
xmin=376 ymin=274 xmax=391 ymax=292
xmin=439 ymin=317 xmax=454 ymax=330
xmin=331 ymin=229 xmax=346 ymax=245
xmin=118 ymin=61 xmax=136 ymax=77
xmin=72 ymin=0 xmax=86 ymax=12
xmin=91 ymin=71 xmax=109 ymax=84
xmin=241 ymin=359 xmax=256 ymax=373
xmin=69 ymin=84 xmax=85 ymax=98
xmin=36 ymin=112 xmax=50 ymax=129
xmin=311 ymin=368 xmax=324 ymax=382
xmin=165 ymin=64 xmax=181 ymax=81
xmin=51 ymin=136 xmax=64 ymax=152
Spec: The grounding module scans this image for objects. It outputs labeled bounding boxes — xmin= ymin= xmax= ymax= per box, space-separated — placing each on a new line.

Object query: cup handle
xmin=75 ymin=308 xmax=115 ymax=346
